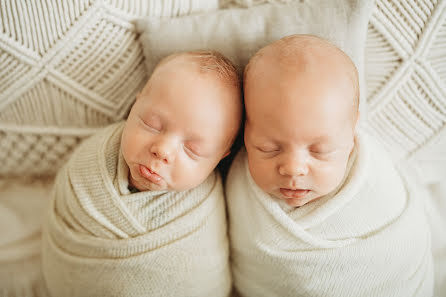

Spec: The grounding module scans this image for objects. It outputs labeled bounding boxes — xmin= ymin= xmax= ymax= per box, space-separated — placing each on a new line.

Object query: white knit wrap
xmin=226 ymin=134 xmax=434 ymax=297
xmin=41 ymin=122 xmax=231 ymax=297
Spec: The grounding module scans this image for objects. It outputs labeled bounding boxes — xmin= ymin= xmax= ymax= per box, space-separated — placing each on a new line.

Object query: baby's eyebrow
xmin=185 ymin=140 xmax=213 ymax=158
xmin=185 ymin=132 xmax=205 ymax=143
xmin=185 ymin=139 xmax=202 ymax=147
xmin=139 ymin=113 xmax=162 ymax=125
xmin=140 ymin=108 xmax=163 ymax=120
xmin=251 ymin=134 xmax=279 ymax=145
xmin=310 ymin=134 xmax=334 ymax=143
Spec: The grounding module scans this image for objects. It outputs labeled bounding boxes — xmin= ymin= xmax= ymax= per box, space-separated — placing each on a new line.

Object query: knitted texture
xmin=42 ymin=122 xmax=231 ymax=297
xmin=226 ymin=134 xmax=433 ymax=297
xmin=364 ymin=0 xmax=446 ymax=183
xmin=0 ymin=0 xmax=219 ymax=178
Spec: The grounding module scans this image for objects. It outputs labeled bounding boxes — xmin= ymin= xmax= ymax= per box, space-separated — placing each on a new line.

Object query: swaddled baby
xmin=42 ymin=51 xmax=242 ymax=297
xmin=226 ymin=35 xmax=433 ymax=297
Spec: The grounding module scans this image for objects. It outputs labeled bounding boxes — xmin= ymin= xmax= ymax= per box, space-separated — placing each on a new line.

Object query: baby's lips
xmin=139 ymin=164 xmax=163 ymax=184
xmin=280 ymin=188 xmax=310 ymax=198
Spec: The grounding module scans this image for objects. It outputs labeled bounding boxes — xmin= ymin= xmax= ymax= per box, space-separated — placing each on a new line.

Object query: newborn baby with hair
xmin=42 ymin=51 xmax=242 ymax=297
xmin=226 ymin=35 xmax=433 ymax=297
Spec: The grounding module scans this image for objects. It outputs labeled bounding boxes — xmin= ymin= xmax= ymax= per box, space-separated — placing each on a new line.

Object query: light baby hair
xmin=154 ymin=50 xmax=241 ymax=91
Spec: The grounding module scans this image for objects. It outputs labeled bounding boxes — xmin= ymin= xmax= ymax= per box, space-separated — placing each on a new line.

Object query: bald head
xmin=138 ymin=50 xmax=243 ymax=152
xmin=244 ymin=34 xmax=359 ymax=124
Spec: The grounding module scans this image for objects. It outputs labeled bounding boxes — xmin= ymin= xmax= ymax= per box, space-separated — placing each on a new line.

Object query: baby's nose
xmin=151 ymin=139 xmax=175 ymax=164
xmin=278 ymin=154 xmax=309 ymax=177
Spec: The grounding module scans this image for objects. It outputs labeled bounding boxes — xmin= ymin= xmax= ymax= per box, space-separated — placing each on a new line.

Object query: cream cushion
xmin=136 ymin=0 xmax=372 ymax=118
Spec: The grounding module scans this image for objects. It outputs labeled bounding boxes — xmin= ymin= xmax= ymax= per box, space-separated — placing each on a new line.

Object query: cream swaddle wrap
xmin=42 ymin=122 xmax=231 ymax=297
xmin=226 ymin=133 xmax=433 ymax=297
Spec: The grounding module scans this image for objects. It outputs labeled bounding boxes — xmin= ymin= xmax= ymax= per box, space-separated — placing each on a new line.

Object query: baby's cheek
xmin=248 ymin=157 xmax=275 ymax=190
xmin=314 ymin=161 xmax=348 ymax=192
xmin=120 ymin=134 xmax=134 ymax=163
xmin=171 ymin=159 xmax=214 ymax=190
xmin=122 ymin=128 xmax=145 ymax=160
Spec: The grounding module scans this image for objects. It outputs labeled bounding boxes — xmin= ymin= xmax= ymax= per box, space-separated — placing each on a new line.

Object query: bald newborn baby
xmin=42 ymin=51 xmax=242 ymax=297
xmin=226 ymin=35 xmax=433 ymax=297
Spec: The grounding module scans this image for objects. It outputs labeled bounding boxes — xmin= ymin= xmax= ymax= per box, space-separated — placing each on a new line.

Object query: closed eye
xmin=140 ymin=118 xmax=161 ymax=133
xmin=183 ymin=145 xmax=201 ymax=159
xmin=256 ymin=146 xmax=280 ymax=153
xmin=310 ymin=150 xmax=333 ymax=154
xmin=309 ymin=149 xmax=338 ymax=159
xmin=309 ymin=143 xmax=337 ymax=154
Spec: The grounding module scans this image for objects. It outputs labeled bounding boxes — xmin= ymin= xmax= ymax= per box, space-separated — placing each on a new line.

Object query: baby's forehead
xmin=245 ymin=36 xmax=358 ymax=121
xmin=256 ymin=42 xmax=353 ymax=79
xmin=247 ymin=35 xmax=357 ymax=85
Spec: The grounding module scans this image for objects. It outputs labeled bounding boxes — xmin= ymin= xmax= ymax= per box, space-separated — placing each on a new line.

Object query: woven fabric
xmin=226 ymin=134 xmax=433 ymax=297
xmin=0 ymin=0 xmax=219 ymax=178
xmin=42 ymin=122 xmax=231 ymax=297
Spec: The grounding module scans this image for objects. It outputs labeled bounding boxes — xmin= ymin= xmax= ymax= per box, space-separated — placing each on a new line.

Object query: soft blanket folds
xmin=226 ymin=133 xmax=433 ymax=297
xmin=42 ymin=122 xmax=231 ymax=297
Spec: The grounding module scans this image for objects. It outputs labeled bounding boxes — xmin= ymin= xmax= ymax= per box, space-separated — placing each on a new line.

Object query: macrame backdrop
xmin=0 ymin=0 xmax=445 ymax=180
xmin=1 ymin=0 xmax=445 ymax=180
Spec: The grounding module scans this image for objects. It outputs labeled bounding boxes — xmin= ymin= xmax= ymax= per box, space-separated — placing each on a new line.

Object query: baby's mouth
xmin=139 ymin=165 xmax=163 ymax=185
xmin=280 ymin=188 xmax=310 ymax=198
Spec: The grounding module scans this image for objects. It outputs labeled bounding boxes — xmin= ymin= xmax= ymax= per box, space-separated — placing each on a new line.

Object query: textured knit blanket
xmin=226 ymin=133 xmax=434 ymax=297
xmin=41 ymin=122 xmax=231 ymax=297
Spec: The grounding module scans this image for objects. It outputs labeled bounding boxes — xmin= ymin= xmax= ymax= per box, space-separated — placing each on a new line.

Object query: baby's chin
xmin=129 ymin=175 xmax=169 ymax=192
xmin=283 ymin=196 xmax=314 ymax=207
xmin=270 ymin=189 xmax=321 ymax=208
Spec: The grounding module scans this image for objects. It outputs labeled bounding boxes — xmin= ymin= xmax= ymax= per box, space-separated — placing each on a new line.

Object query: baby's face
xmin=121 ymin=60 xmax=239 ymax=191
xmin=244 ymin=56 xmax=356 ymax=207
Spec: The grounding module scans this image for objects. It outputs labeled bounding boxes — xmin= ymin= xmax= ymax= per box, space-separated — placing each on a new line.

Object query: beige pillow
xmin=136 ymin=0 xmax=373 ymax=117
